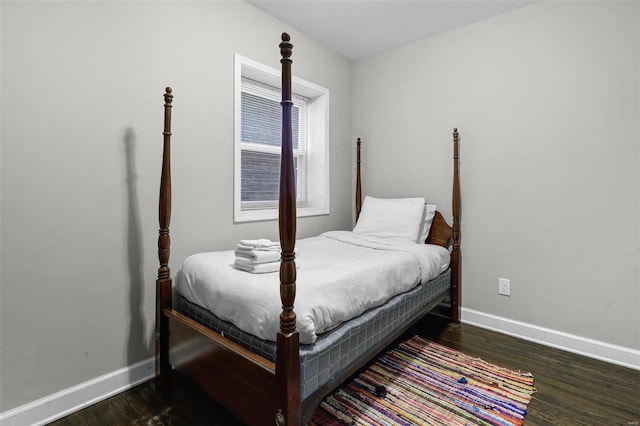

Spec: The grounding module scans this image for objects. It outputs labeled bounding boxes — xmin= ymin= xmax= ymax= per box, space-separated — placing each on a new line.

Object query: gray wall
xmin=2 ymin=0 xmax=639 ymax=416
xmin=352 ymin=1 xmax=639 ymax=349
xmin=0 ymin=1 xmax=352 ymax=411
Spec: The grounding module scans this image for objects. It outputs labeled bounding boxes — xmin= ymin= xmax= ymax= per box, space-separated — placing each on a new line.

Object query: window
xmin=234 ymin=54 xmax=329 ymax=222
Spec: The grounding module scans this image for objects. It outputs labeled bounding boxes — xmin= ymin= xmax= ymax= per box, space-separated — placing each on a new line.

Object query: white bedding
xmin=176 ymin=231 xmax=450 ymax=344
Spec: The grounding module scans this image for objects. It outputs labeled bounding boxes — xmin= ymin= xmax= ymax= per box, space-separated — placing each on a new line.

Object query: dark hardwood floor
xmin=50 ymin=315 xmax=640 ymax=425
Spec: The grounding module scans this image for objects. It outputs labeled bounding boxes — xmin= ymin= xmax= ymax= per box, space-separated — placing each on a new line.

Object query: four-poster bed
xmin=155 ymin=33 xmax=461 ymax=425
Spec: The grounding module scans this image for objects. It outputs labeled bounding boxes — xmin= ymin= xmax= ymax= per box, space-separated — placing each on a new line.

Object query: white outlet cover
xmin=498 ymin=278 xmax=511 ymax=296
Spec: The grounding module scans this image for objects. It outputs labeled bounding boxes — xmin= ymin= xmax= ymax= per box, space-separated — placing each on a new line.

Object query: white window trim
xmin=234 ymin=54 xmax=330 ymax=223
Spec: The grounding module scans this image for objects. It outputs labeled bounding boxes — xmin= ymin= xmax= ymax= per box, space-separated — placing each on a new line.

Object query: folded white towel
xmin=236 ymin=243 xmax=280 ymax=252
xmin=233 ymin=258 xmax=301 ymax=274
xmin=234 ymin=248 xmax=299 ymax=263
xmin=233 ymin=260 xmax=280 ymax=274
xmin=233 ymin=257 xmax=269 ymax=266
xmin=239 ymin=239 xmax=280 ymax=250
xmin=234 ymin=249 xmax=281 ymax=264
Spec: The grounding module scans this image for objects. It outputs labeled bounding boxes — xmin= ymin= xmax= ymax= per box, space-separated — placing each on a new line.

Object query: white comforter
xmin=176 ymin=231 xmax=450 ymax=344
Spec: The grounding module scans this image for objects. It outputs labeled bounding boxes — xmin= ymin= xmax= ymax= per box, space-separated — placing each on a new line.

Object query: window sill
xmin=234 ymin=206 xmax=330 ymax=223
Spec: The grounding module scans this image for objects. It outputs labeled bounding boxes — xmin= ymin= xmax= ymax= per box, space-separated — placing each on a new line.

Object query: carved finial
xmin=164 ymin=87 xmax=173 ymax=106
xmin=280 ymin=33 xmax=293 ymax=61
xmin=453 ymin=127 xmax=458 ymax=133
xmin=357 ymin=137 xmax=361 ymax=145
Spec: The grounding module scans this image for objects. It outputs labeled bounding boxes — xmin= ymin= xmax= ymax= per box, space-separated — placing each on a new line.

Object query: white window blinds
xmin=240 ymin=77 xmax=308 ymax=210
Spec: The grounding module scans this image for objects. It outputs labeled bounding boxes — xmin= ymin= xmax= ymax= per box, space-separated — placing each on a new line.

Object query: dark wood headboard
xmin=426 ymin=211 xmax=452 ymax=247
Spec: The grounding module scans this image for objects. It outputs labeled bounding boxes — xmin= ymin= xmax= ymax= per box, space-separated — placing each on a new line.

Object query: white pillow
xmin=417 ymin=203 xmax=438 ymax=243
xmin=353 ymin=196 xmax=425 ymax=242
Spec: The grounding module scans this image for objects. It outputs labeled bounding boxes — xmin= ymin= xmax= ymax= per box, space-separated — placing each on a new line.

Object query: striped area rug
xmin=310 ymin=336 xmax=535 ymax=425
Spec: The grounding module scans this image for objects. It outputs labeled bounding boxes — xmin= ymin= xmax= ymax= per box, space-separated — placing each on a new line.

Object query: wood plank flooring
xmin=50 ymin=315 xmax=640 ymax=425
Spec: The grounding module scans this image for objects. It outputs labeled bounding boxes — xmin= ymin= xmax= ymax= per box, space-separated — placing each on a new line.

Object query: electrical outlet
xmin=498 ymin=278 xmax=511 ymax=296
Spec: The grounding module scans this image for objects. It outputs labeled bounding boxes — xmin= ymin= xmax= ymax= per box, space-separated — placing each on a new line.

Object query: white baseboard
xmin=0 ymin=357 xmax=155 ymax=426
xmin=461 ymin=308 xmax=640 ymax=371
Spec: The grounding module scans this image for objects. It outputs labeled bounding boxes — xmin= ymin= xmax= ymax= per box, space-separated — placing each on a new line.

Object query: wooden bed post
xmin=355 ymin=138 xmax=362 ymax=221
xmin=451 ymin=128 xmax=461 ymax=323
xmin=156 ymin=87 xmax=173 ymax=390
xmin=276 ymin=32 xmax=301 ymax=425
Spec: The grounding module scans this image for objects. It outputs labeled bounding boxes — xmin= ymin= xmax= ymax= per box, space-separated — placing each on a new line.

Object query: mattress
xmin=176 ymin=231 xmax=450 ymax=344
xmin=177 ymin=268 xmax=450 ymax=400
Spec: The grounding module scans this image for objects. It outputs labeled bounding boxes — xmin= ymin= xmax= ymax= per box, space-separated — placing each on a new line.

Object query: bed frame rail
xmin=166 ymin=310 xmax=279 ymax=424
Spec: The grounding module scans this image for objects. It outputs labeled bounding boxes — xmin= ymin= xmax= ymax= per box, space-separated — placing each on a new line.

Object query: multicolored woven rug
xmin=310 ymin=336 xmax=535 ymax=425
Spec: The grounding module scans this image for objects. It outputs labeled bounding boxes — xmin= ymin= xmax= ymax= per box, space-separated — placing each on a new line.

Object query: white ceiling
xmin=247 ymin=0 xmax=537 ymax=59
